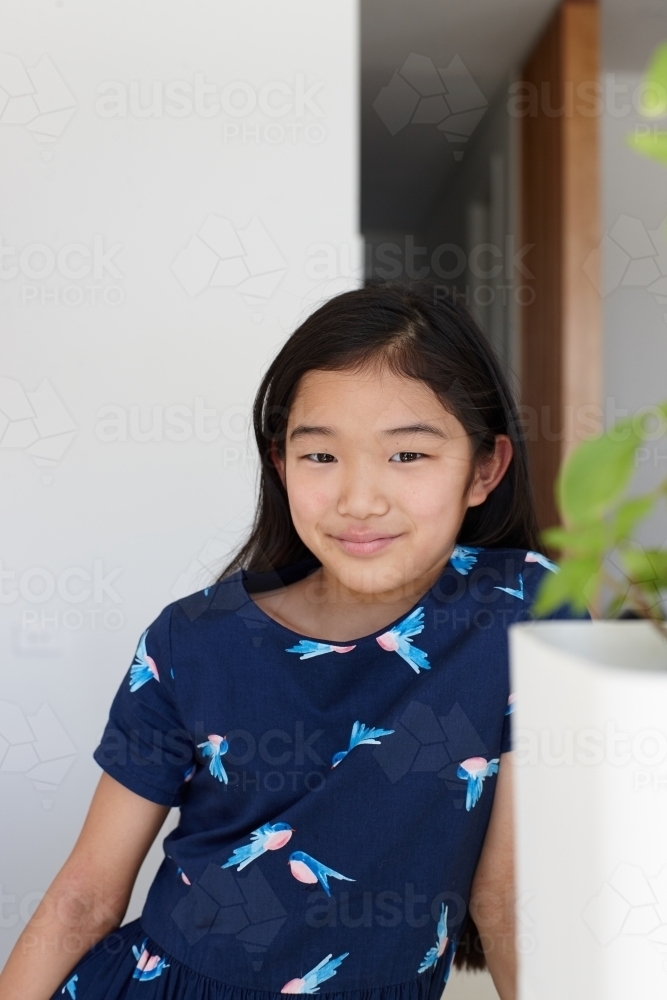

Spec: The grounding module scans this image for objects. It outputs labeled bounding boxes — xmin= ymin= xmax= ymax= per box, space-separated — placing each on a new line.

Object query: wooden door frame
xmin=520 ymin=0 xmax=602 ymax=531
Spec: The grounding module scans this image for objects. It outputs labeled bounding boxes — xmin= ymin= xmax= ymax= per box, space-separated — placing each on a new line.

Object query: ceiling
xmin=361 ymin=0 xmax=562 ymax=233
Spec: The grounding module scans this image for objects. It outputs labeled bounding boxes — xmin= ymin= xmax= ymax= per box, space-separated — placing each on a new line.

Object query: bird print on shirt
xmin=222 ymin=822 xmax=294 ymax=871
xmin=288 ymin=851 xmax=355 ymax=896
xmin=132 ymin=938 xmax=170 ymax=980
xmin=197 ymin=734 xmax=229 ymax=783
xmin=286 ymin=640 xmax=356 ymax=659
xmin=505 ymin=693 xmax=516 ymax=715
xmin=457 ymin=757 xmax=500 ymax=810
xmin=494 ymin=573 xmax=524 ymax=600
xmin=449 ymin=545 xmax=481 ymax=575
xmin=376 ymin=607 xmax=430 ymax=673
xmin=331 ymin=721 xmax=395 ymax=767
xmin=128 ymin=630 xmax=159 ymax=691
xmin=176 ymin=867 xmax=191 ymax=885
xmin=525 ymin=550 xmax=559 ymax=573
xmin=281 ymin=952 xmax=350 ymax=993
xmin=418 ymin=903 xmax=449 ymax=973
xmin=183 ymin=764 xmax=196 ymax=782
xmin=61 ymin=974 xmax=78 ymax=998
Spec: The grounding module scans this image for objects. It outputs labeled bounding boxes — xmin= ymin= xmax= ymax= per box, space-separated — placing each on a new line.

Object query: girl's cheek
xmin=288 ymin=482 xmax=332 ymax=525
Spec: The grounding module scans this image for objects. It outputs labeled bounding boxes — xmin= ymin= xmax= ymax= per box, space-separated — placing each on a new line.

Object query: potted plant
xmin=508 ymin=43 xmax=667 ymax=998
xmin=509 ymin=402 xmax=667 ymax=999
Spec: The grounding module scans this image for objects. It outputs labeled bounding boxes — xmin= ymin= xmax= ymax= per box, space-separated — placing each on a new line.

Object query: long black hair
xmin=219 ymin=280 xmax=540 ymax=581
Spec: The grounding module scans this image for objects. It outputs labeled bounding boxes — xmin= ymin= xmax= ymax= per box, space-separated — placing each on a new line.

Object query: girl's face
xmin=273 ymin=366 xmax=512 ymax=598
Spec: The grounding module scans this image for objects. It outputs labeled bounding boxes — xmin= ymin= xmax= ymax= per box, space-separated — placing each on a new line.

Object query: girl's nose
xmin=336 ymin=465 xmax=390 ymax=518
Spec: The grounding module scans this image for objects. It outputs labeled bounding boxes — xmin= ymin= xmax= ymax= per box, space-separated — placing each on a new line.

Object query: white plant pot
xmin=509 ymin=621 xmax=667 ymax=1000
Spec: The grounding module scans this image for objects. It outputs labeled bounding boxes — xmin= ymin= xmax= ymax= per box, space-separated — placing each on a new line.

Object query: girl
xmin=0 ymin=282 xmax=574 ymax=1000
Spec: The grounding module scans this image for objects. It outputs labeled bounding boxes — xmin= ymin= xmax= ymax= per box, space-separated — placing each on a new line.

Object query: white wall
xmin=0 ymin=0 xmax=359 ymax=964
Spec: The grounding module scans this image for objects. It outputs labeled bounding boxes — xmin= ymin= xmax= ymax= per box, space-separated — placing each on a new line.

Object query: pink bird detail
xmin=460 ymin=756 xmax=487 ymax=775
xmin=266 ymin=828 xmax=293 ymax=851
xmin=146 ymin=655 xmax=159 ymax=681
xmin=289 ymin=859 xmax=319 ymax=885
xmin=136 ymin=950 xmax=160 ymax=973
xmin=281 ymin=979 xmax=305 ymax=994
xmin=376 ymin=632 xmax=399 ymax=651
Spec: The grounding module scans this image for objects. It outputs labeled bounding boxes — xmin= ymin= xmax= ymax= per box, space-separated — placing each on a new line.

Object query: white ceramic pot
xmin=509 ymin=621 xmax=667 ymax=1000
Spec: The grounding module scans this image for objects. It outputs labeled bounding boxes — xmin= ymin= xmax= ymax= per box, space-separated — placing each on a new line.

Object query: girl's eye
xmin=390 ymin=452 xmax=424 ymax=463
xmin=305 ymin=453 xmax=336 ymax=463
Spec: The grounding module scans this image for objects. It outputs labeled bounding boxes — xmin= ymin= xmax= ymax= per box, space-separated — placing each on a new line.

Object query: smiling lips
xmin=332 ymin=533 xmax=400 ymax=555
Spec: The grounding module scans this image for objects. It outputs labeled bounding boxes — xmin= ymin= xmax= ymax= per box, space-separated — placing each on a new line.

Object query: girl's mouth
xmin=332 ymin=534 xmax=401 ymax=555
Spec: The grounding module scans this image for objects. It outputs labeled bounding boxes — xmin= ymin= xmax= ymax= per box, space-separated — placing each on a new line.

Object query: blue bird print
xmin=222 ymin=822 xmax=294 ymax=870
xmin=418 ymin=903 xmax=449 ymax=973
xmin=525 ymin=550 xmax=558 ymax=573
xmin=176 ymin=866 xmax=191 ymax=885
xmin=494 ymin=573 xmax=524 ymax=600
xmin=457 ymin=757 xmax=500 ymax=810
xmin=61 ymin=973 xmax=78 ymax=998
xmin=128 ymin=630 xmax=159 ymax=691
xmin=376 ymin=606 xmax=430 ymax=673
xmin=281 ymin=952 xmax=349 ymax=993
xmin=288 ymin=851 xmax=355 ymax=896
xmin=286 ymin=640 xmax=356 ymax=659
xmin=132 ymin=938 xmax=170 ymax=980
xmin=197 ymin=734 xmax=229 ymax=783
xmin=449 ymin=545 xmax=481 ymax=575
xmin=331 ymin=721 xmax=395 ymax=767
xmin=505 ymin=693 xmax=516 ymax=715
xmin=183 ymin=763 xmax=196 ymax=782
xmin=443 ymin=933 xmax=457 ymax=983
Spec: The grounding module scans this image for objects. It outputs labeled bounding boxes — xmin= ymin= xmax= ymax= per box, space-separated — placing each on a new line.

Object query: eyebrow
xmin=288 ymin=422 xmax=447 ymax=441
xmin=379 ymin=423 xmax=447 ymax=439
xmin=289 ymin=424 xmax=336 ymax=441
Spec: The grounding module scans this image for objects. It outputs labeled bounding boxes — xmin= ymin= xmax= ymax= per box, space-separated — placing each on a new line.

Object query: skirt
xmin=50 ymin=918 xmax=451 ymax=1000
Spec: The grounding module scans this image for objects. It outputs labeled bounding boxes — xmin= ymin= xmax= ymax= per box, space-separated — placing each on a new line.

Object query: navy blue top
xmin=92 ymin=545 xmax=571 ymax=999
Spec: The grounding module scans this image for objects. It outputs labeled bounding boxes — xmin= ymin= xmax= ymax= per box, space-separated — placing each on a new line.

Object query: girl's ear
xmin=466 ymin=434 xmax=513 ymax=508
xmin=270 ymin=441 xmax=286 ymax=488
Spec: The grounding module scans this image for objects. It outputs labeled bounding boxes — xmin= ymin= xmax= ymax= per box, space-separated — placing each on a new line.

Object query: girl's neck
xmin=250 ymin=558 xmax=449 ymax=643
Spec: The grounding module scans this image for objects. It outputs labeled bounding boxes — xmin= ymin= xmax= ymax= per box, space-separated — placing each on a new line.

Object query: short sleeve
xmin=93 ymin=606 xmax=196 ymax=807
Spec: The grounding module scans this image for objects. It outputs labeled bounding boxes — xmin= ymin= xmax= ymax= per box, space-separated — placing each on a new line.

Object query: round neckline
xmin=239 ymin=564 xmax=440 ymax=647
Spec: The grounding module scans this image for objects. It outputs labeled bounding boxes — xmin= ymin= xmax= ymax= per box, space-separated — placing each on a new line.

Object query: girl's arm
xmin=468 ymin=752 xmax=516 ymax=1000
xmin=0 ymin=772 xmax=170 ymax=1000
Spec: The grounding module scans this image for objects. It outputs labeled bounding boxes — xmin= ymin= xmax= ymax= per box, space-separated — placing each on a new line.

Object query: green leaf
xmin=533 ymin=556 xmax=600 ymax=616
xmin=620 ymin=548 xmax=667 ymax=587
xmin=639 ymin=43 xmax=667 ymax=118
xmin=626 ymin=130 xmax=667 ymax=165
xmin=557 ymin=419 xmax=641 ymax=526
xmin=541 ymin=523 xmax=608 ymax=558
xmin=612 ymin=495 xmax=655 ymax=541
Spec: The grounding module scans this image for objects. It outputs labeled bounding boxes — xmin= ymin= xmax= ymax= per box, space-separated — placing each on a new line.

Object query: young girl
xmin=1 ymin=282 xmax=574 ymax=1000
